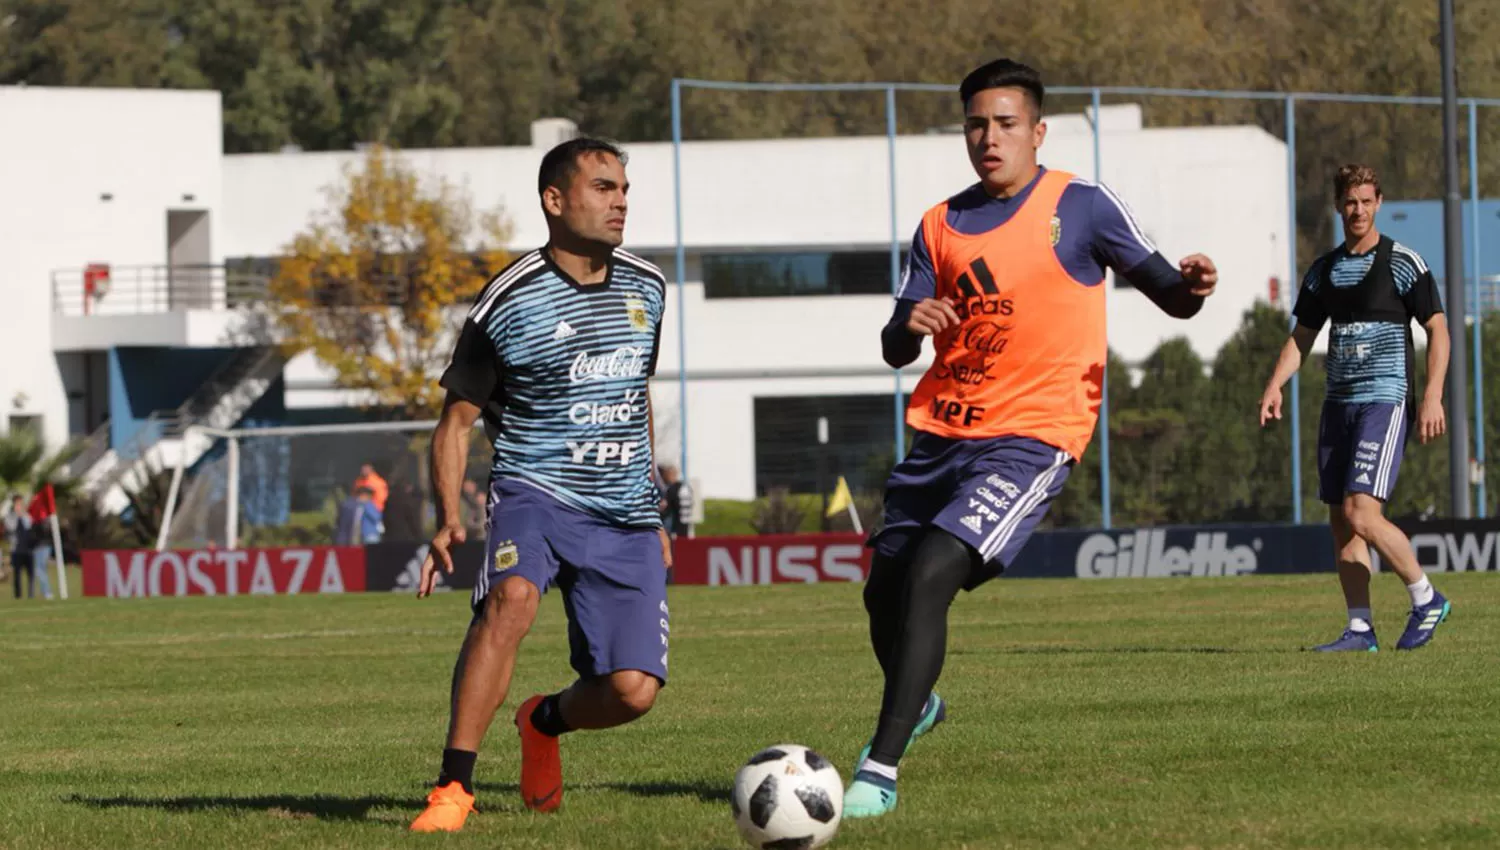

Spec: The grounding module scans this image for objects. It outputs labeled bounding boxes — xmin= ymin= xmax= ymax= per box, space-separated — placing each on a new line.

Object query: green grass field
xmin=2 ymin=572 xmax=1498 ymax=849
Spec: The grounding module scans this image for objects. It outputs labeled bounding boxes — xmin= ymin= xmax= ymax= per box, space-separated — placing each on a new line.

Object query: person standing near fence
xmin=409 ymin=136 xmax=671 ymax=833
xmin=1258 ymin=164 xmax=1452 ymax=653
xmin=6 ymin=494 xmax=34 ymax=599
xmin=849 ymin=58 xmax=1220 ymax=819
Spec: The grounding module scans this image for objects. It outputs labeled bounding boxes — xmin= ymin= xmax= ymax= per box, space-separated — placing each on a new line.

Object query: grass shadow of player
xmin=967 ymin=646 xmax=1256 ymax=655
xmin=475 ymin=779 xmax=731 ymax=804
xmin=65 ymin=792 xmax=420 ymax=822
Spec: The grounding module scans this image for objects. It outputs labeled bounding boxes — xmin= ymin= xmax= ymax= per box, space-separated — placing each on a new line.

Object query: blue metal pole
xmin=1470 ymin=100 xmax=1486 ymax=514
xmin=671 ymin=80 xmax=689 ymax=481
xmin=1287 ymin=96 xmax=1302 ymax=524
xmin=1093 ymin=87 xmax=1111 ymax=530
xmin=886 ymin=86 xmax=905 ymax=462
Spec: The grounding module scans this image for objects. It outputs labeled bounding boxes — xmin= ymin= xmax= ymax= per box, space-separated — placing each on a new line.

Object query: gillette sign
xmin=1074 ymin=529 xmax=1262 ymax=578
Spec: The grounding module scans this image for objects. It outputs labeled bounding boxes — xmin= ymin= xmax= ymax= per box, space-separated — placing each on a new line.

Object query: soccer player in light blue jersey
xmin=1259 ymin=164 xmax=1453 ymax=653
xmin=410 ymin=137 xmax=671 ymax=832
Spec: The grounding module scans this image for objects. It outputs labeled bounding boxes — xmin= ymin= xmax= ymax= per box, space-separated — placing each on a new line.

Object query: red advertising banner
xmin=671 ymin=533 xmax=871 ymax=586
xmin=82 ymin=547 xmax=367 ymax=598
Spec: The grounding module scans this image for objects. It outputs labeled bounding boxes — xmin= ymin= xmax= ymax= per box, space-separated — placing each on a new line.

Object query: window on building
xmin=704 ymin=250 xmax=907 ymax=298
xmin=8 ymin=415 xmax=41 ymax=437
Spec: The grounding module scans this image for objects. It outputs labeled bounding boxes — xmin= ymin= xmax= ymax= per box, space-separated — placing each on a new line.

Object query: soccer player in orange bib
xmin=845 ymin=59 xmax=1220 ymax=817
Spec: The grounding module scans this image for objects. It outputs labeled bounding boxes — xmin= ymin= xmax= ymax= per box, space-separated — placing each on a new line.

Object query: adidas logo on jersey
xmin=553 ymin=320 xmax=577 ymax=341
xmin=960 ymin=514 xmax=983 ymax=534
xmin=1356 ymin=472 xmax=1372 ymax=485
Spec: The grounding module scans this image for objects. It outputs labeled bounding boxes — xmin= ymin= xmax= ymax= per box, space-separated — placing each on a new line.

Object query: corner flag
xmin=825 ymin=476 xmax=863 ymax=534
xmin=27 ymin=484 xmax=68 ymax=600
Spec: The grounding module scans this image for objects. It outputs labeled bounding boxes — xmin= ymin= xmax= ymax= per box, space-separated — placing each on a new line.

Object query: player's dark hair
xmin=538 ymin=136 xmax=628 ymax=196
xmin=959 ymin=59 xmax=1045 ymax=121
xmin=1334 ymin=164 xmax=1381 ymax=200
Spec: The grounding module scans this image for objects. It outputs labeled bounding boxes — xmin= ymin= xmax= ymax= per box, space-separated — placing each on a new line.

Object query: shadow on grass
xmin=66 ymin=793 xmax=417 ymax=821
xmin=476 ymin=780 xmax=731 ymax=804
xmin=967 ymin=646 xmax=1255 ymax=655
xmin=65 ymin=779 xmax=731 ymax=823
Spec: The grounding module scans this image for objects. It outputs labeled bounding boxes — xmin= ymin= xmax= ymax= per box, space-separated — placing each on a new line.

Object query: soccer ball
xmin=731 ymin=744 xmax=843 ymax=849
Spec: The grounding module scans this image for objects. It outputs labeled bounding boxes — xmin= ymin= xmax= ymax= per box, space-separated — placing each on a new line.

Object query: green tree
xmin=1111 ymin=337 xmax=1209 ymax=526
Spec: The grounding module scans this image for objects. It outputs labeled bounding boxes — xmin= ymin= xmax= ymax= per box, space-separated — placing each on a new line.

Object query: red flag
xmin=27 ymin=484 xmax=55 ymax=523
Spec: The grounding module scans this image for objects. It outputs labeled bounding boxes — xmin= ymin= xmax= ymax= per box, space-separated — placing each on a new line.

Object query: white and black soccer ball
xmin=731 ymin=744 xmax=843 ymax=849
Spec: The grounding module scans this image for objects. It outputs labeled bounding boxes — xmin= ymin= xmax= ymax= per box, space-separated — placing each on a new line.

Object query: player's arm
xmin=882 ymin=225 xmax=960 ymax=367
xmin=1403 ymin=258 xmax=1449 ymax=442
xmin=1257 ymin=324 xmax=1319 ymax=425
xmin=645 ymin=307 xmax=673 ymax=566
xmin=1088 ymin=183 xmax=1216 ymax=318
xmin=419 ymin=318 xmax=499 ymax=597
xmin=1258 ymin=264 xmax=1326 ymax=426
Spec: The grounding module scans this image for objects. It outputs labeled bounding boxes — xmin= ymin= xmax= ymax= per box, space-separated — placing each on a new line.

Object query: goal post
xmin=157 ymin=419 xmax=458 ymax=552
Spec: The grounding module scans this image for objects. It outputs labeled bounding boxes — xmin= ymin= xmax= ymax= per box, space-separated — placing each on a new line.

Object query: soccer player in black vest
xmin=1259 ymin=164 xmax=1452 ymax=652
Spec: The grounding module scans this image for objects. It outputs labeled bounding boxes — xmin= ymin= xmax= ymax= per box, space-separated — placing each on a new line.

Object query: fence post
xmin=1286 ymin=95 xmax=1302 ymax=524
xmin=1469 ymin=99 xmax=1486 ymax=515
xmin=1092 ymin=87 xmax=1112 ymax=530
xmin=886 ymin=85 xmax=906 ymax=463
xmin=671 ymin=79 xmax=690 ymax=481
xmin=1441 ymin=0 xmax=1473 ymax=519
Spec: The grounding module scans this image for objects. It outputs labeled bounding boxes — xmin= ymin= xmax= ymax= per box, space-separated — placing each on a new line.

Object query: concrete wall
xmin=0 ymin=86 xmax=224 ymax=447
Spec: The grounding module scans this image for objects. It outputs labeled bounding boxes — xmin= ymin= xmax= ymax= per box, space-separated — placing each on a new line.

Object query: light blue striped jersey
xmin=440 ymin=248 xmax=667 ymax=528
xmin=1296 ymin=240 xmax=1440 ymax=404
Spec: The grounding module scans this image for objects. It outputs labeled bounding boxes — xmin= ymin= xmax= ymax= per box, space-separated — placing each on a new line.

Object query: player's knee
xmin=607 ymin=670 xmax=659 ymax=719
xmin=477 ymin=577 xmax=539 ymax=639
xmin=908 ymin=532 xmax=976 ymax=599
xmin=1341 ymin=499 xmax=1382 ymax=541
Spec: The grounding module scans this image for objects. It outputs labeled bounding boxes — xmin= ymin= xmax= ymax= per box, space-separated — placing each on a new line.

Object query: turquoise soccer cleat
xmin=842 ymin=771 xmax=898 ymax=819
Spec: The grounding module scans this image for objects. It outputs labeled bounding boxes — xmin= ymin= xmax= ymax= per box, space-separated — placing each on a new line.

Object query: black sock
xmin=867 ymin=531 xmax=974 ymax=767
xmin=438 ymin=748 xmax=477 ymax=794
xmin=530 ymin=693 xmax=573 ymax=737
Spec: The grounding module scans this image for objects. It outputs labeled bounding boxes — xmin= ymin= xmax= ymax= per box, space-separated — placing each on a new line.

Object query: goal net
xmin=155 ymin=420 xmax=493 ymax=551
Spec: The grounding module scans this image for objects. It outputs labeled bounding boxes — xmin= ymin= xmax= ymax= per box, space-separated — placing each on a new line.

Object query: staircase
xmin=80 ymin=346 xmax=290 ymax=513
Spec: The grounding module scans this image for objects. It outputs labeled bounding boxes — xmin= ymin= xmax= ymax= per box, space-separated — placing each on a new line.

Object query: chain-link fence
xmin=665 ymin=80 xmax=1500 ymax=529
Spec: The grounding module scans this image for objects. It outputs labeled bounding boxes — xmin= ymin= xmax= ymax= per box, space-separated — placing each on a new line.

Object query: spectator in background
xmin=6 ymin=494 xmax=37 ymax=599
xmin=335 ymin=486 xmax=385 ymax=545
xmin=461 ymin=479 xmax=487 ymax=541
xmin=353 ymin=463 xmax=389 ymax=514
xmin=658 ymin=464 xmax=693 ymax=539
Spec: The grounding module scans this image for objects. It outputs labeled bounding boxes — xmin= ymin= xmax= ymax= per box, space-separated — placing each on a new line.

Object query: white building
xmin=1 ymin=85 xmax=1290 ymax=506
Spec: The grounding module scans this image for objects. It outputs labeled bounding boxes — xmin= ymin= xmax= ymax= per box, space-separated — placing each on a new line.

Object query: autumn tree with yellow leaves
xmin=265 ymin=145 xmax=512 ymax=419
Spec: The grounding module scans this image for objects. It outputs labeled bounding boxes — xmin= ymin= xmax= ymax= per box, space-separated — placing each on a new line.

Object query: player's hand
xmin=658 ymin=527 xmax=674 ymax=570
xmin=1259 ymin=386 xmax=1283 ymax=426
xmin=1419 ymin=393 xmax=1447 ymax=443
xmin=418 ymin=522 xmax=466 ymax=598
xmin=1180 ymin=253 xmax=1218 ymax=297
xmin=906 ymin=298 xmax=962 ymax=336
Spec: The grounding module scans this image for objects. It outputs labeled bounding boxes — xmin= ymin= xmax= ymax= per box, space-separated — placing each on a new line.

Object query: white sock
xmin=1407 ymin=576 xmax=1434 ymax=607
xmin=860 ymin=758 xmax=899 ymax=782
xmin=1348 ymin=608 xmax=1373 ymax=633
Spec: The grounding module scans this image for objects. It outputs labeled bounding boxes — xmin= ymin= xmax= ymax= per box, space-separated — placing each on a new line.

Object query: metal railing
xmin=51 ymin=262 xmax=498 ymax=317
xmin=51 ymin=264 xmax=272 ymax=317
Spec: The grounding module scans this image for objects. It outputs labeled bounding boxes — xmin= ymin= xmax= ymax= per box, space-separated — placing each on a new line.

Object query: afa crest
xmin=625 ymin=297 xmax=650 ymax=333
xmin=1050 ymin=215 xmax=1062 ymax=246
xmin=494 ymin=541 xmax=519 ymax=572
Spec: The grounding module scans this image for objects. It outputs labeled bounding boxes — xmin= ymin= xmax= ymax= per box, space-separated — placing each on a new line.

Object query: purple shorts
xmin=869 ymin=433 xmax=1073 ymax=586
xmin=474 ymin=477 xmax=669 ymax=684
xmin=1318 ymin=400 xmax=1408 ymax=505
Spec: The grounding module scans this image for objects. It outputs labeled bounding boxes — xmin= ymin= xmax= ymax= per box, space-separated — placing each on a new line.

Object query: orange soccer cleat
xmin=515 ymin=694 xmax=564 ymax=812
xmin=409 ymin=781 xmax=476 ymax=832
